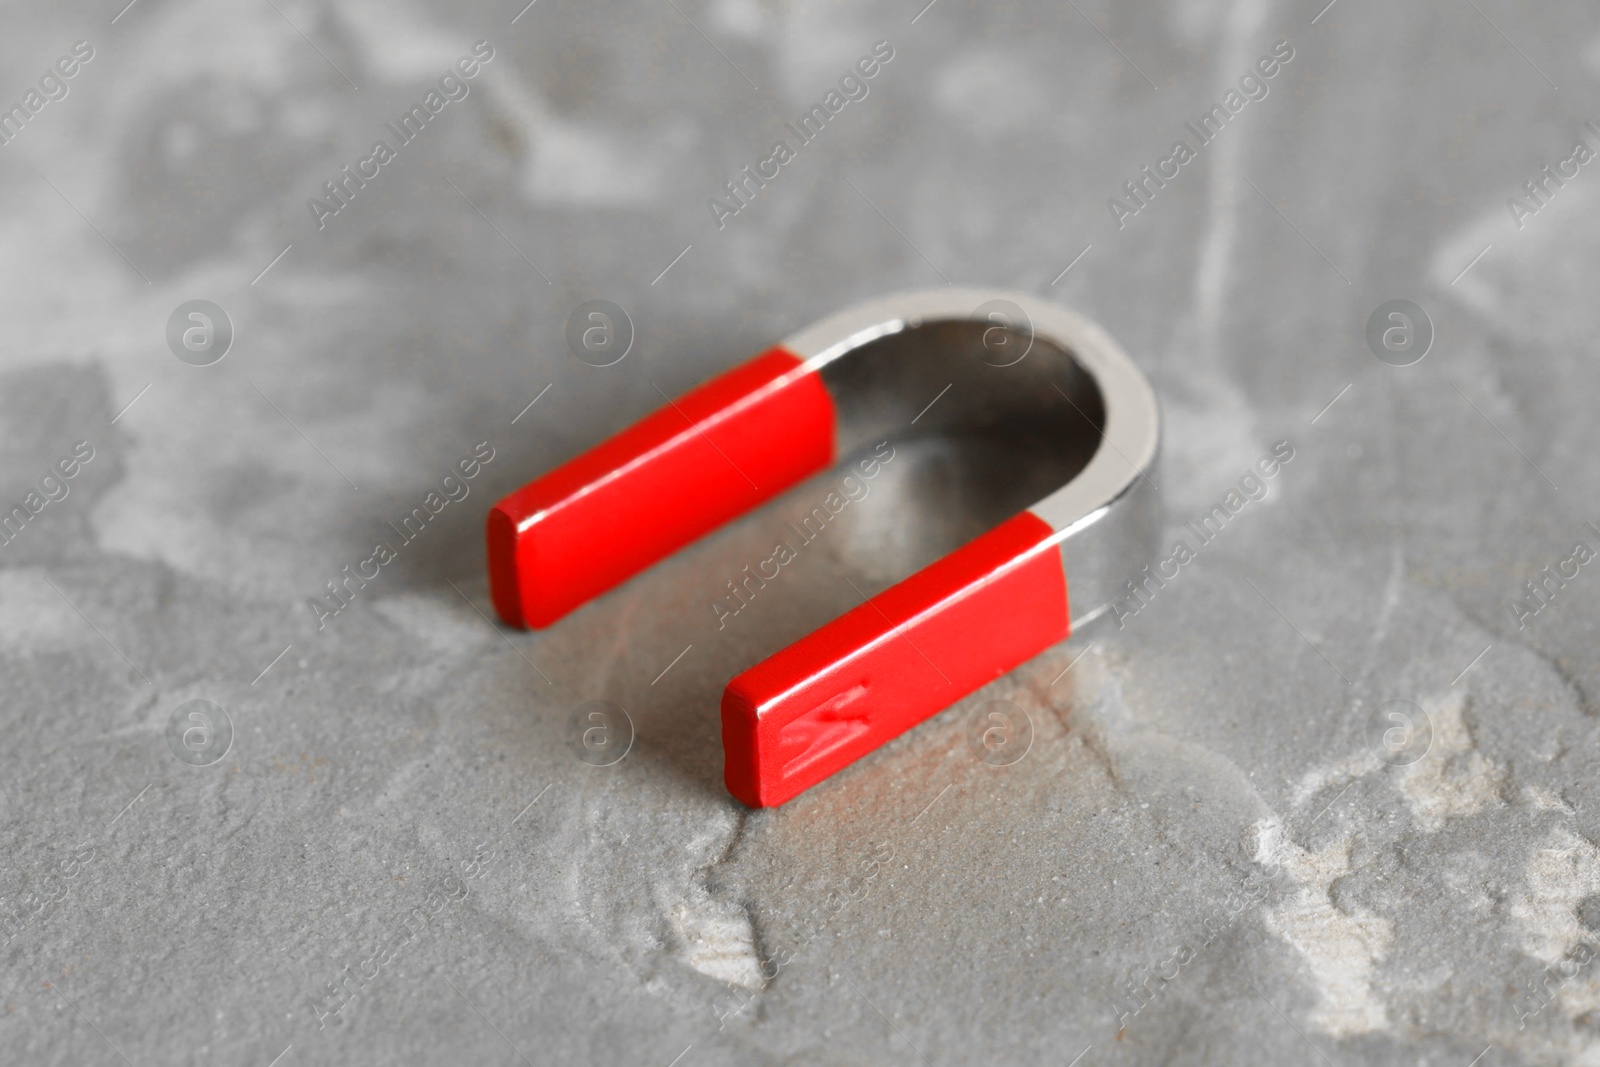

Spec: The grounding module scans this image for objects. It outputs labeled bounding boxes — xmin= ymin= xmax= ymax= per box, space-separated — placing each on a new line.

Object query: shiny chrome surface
xmin=793 ymin=288 xmax=1161 ymax=629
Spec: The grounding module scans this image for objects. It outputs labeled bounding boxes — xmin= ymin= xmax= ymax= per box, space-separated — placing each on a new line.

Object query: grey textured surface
xmin=2 ymin=0 xmax=1599 ymax=1064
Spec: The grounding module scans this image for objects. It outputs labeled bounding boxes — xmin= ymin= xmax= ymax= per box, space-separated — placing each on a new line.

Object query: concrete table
xmin=0 ymin=0 xmax=1596 ymax=1063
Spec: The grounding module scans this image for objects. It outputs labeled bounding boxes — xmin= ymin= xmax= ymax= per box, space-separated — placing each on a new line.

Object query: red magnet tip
xmin=486 ymin=347 xmax=835 ymax=628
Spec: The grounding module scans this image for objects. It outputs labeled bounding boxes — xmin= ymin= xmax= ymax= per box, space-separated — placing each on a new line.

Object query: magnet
xmin=488 ymin=289 xmax=1159 ymax=807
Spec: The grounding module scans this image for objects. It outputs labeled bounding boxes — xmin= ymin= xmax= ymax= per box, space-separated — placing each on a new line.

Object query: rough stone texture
xmin=0 ymin=0 xmax=1597 ymax=1064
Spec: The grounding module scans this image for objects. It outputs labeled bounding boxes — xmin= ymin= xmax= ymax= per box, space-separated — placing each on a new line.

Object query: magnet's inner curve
xmin=815 ymin=318 xmax=1106 ymax=526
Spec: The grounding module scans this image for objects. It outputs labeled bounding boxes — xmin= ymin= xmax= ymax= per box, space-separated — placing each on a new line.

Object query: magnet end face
xmin=719 ymin=686 xmax=767 ymax=808
xmin=720 ymin=511 xmax=1070 ymax=808
xmin=485 ymin=504 xmax=526 ymax=628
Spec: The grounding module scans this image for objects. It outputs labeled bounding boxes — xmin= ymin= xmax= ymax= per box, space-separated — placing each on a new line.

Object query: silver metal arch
xmin=782 ymin=288 xmax=1161 ymax=630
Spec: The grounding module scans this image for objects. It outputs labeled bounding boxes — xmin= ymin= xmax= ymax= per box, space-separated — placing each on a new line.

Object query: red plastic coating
xmin=720 ymin=511 xmax=1071 ymax=808
xmin=487 ymin=347 xmax=836 ymax=627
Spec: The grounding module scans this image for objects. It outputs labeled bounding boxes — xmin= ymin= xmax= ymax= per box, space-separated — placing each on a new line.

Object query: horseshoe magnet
xmin=487 ymin=289 xmax=1159 ymax=807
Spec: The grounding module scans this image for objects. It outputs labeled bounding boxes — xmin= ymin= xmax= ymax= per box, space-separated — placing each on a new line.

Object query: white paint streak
xmin=1511 ymin=827 xmax=1600 ymax=965
xmin=1397 ymin=690 xmax=1503 ymax=833
xmin=1188 ymin=0 xmax=1270 ymax=360
xmin=1523 ymin=784 xmax=1575 ymax=814
xmin=673 ymin=890 xmax=765 ymax=990
xmin=1290 ymin=749 xmax=1381 ymax=810
xmin=1255 ymin=817 xmax=1394 ymax=1037
xmin=1160 ymin=0 xmax=1273 ymax=514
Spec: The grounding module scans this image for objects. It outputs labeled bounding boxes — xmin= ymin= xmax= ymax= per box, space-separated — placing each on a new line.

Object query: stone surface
xmin=0 ymin=0 xmax=1597 ymax=1063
